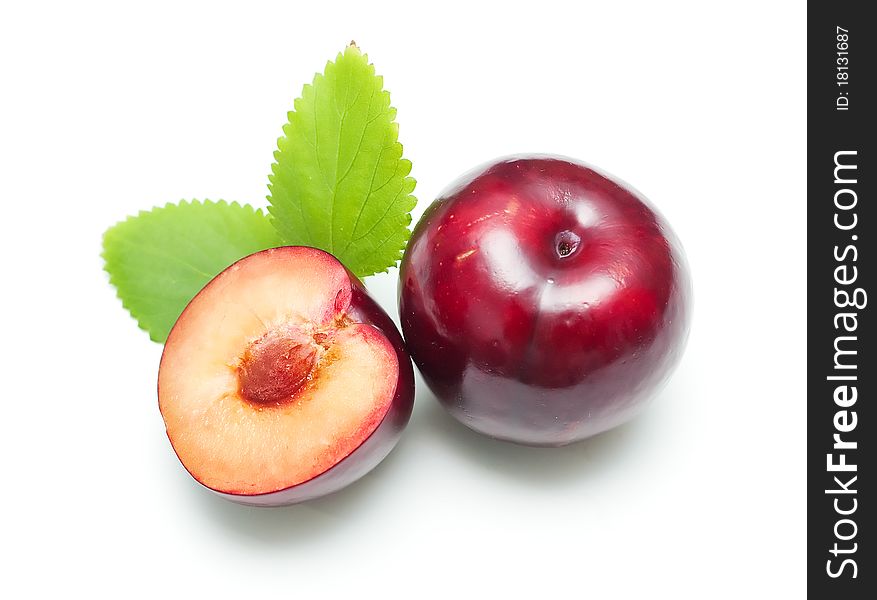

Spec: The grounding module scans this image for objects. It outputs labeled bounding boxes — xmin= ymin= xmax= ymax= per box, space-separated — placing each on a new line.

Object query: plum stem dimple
xmin=554 ymin=230 xmax=582 ymax=259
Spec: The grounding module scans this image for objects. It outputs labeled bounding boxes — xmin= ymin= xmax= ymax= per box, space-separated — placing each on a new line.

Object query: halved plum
xmin=158 ymin=246 xmax=414 ymax=506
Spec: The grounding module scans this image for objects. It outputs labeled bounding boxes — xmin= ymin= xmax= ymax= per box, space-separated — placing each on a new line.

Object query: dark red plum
xmin=159 ymin=247 xmax=414 ymax=505
xmin=399 ymin=156 xmax=691 ymax=446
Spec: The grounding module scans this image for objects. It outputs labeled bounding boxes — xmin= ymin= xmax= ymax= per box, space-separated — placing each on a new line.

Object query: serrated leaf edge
xmin=101 ymin=200 xmax=270 ymax=343
xmin=265 ymin=45 xmax=417 ymax=278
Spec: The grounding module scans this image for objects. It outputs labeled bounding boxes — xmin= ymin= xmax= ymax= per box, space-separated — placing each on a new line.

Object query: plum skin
xmin=159 ymin=249 xmax=414 ymax=506
xmin=399 ymin=156 xmax=691 ymax=446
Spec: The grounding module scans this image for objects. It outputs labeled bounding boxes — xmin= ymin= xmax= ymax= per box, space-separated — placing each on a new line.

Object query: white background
xmin=1 ymin=1 xmax=805 ymax=597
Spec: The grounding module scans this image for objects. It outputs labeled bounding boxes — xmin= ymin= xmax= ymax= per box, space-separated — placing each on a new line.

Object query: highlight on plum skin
xmin=158 ymin=246 xmax=414 ymax=506
xmin=399 ymin=155 xmax=692 ymax=447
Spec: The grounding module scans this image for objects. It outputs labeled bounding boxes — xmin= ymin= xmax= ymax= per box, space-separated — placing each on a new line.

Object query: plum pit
xmin=237 ymin=327 xmax=320 ymax=406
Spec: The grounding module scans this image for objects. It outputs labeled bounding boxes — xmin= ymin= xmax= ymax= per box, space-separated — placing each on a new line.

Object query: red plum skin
xmin=399 ymin=156 xmax=691 ymax=446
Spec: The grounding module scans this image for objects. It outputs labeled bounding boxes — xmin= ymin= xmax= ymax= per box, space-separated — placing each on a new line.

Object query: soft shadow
xmin=414 ymin=392 xmax=657 ymax=486
xmin=186 ymin=431 xmax=413 ymax=546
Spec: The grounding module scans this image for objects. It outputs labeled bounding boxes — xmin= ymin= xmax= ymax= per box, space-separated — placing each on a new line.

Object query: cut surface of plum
xmin=158 ymin=246 xmax=412 ymax=503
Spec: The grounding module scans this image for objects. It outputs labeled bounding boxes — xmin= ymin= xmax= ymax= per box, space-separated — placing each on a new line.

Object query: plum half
xmin=399 ymin=156 xmax=691 ymax=446
xmin=158 ymin=246 xmax=414 ymax=505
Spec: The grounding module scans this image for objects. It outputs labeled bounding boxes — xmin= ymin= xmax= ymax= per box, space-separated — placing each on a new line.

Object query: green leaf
xmin=102 ymin=200 xmax=282 ymax=343
xmin=267 ymin=44 xmax=417 ymax=278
